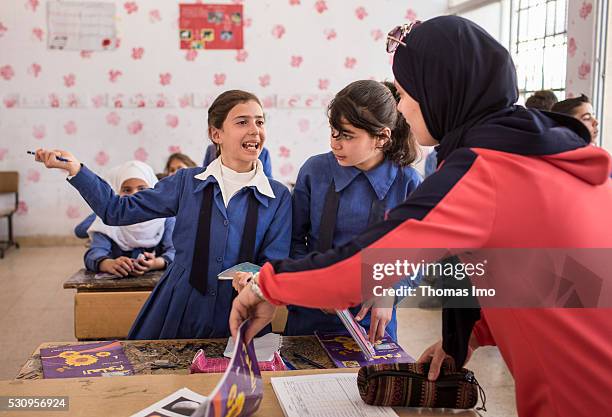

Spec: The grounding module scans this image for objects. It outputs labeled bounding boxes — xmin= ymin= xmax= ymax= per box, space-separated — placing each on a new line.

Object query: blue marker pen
xmin=27 ymin=150 xmax=71 ymax=162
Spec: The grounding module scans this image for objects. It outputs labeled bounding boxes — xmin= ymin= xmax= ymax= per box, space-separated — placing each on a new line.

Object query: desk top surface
xmin=15 ymin=336 xmax=335 ymax=380
xmin=63 ymin=269 xmax=163 ymax=290
xmin=1 ymin=369 xmax=479 ymax=417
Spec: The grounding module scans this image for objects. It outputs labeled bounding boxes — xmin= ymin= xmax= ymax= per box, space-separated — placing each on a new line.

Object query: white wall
xmin=0 ymin=0 xmax=448 ymax=237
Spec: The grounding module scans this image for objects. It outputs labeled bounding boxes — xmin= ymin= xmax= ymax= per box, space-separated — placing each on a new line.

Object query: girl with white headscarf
xmin=84 ymin=161 xmax=176 ymax=277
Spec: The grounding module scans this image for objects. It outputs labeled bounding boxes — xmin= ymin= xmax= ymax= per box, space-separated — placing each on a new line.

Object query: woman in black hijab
xmin=230 ymin=16 xmax=612 ymax=417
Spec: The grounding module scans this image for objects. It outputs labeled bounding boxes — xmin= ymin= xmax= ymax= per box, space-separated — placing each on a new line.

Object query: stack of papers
xmin=224 ymin=332 xmax=282 ymax=362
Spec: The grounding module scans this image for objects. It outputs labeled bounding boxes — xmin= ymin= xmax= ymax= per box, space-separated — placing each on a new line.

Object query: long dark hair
xmin=207 ymin=90 xmax=263 ymax=157
xmin=327 ymin=80 xmax=418 ymax=167
xmin=551 ymin=94 xmax=590 ymax=116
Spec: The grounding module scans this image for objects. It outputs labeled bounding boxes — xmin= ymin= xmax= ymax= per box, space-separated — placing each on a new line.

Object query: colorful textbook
xmin=40 ymin=340 xmax=133 ymax=378
xmin=316 ymin=330 xmax=414 ymax=368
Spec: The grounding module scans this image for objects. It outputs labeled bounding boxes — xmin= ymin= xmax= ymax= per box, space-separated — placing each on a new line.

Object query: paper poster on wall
xmin=179 ymin=3 xmax=244 ymax=50
xmin=47 ymin=1 xmax=117 ymax=51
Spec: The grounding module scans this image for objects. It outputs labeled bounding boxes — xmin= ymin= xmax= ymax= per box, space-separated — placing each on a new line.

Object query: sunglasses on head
xmin=386 ymin=20 xmax=421 ymax=53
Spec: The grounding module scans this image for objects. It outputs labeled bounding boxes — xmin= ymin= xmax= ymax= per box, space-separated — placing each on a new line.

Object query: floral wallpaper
xmin=0 ymin=0 xmax=446 ymax=236
xmin=565 ymin=0 xmax=597 ymax=99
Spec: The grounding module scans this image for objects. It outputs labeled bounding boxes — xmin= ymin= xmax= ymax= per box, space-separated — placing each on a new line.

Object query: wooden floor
xmin=0 ymin=245 xmax=517 ymax=416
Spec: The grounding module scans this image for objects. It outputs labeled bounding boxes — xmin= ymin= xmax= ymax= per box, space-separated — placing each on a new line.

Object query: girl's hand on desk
xmin=132 ymin=252 xmax=163 ymax=275
xmin=34 ymin=148 xmax=81 ymax=176
xmin=99 ymin=256 xmax=134 ymax=277
xmin=232 ymin=272 xmax=253 ymax=293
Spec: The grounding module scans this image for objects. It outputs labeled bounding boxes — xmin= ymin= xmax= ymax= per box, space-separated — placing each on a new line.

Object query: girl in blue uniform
xmin=287 ymin=80 xmax=422 ymax=341
xmin=35 ymin=90 xmax=292 ymax=339
xmin=84 ymin=160 xmax=175 ymax=276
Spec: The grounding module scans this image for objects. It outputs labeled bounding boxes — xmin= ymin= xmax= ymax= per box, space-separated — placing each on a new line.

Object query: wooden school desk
xmin=15 ymin=336 xmax=335 ymax=380
xmin=63 ymin=269 xmax=289 ymax=340
xmin=63 ymin=269 xmax=163 ymax=340
xmin=1 ymin=369 xmax=479 ymax=417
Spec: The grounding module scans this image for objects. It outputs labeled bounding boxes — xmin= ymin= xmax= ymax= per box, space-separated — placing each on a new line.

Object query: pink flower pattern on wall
xmin=159 ymin=73 xmax=172 ymax=86
xmin=1 ymin=65 xmax=15 ymax=80
xmin=16 ymin=201 xmax=28 ymax=216
xmin=106 ymin=112 xmax=121 ymax=126
xmin=66 ymin=205 xmax=81 ymax=219
xmin=28 ymin=63 xmax=42 ymax=77
xmin=95 ymin=151 xmax=109 ymax=166
xmin=127 ymin=120 xmax=143 ymax=135
xmin=579 ymin=2 xmax=592 ymax=19
xmin=315 ymin=1 xmax=327 ymax=14
xmin=32 ymin=125 xmax=45 ymax=140
xmin=568 ymin=38 xmax=577 ymax=58
xmin=124 ymin=2 xmax=138 ymax=14
xmin=271 ymin=25 xmax=286 ymax=39
xmin=27 ymin=169 xmax=40 ymax=183
xmin=131 ymin=47 xmax=144 ymax=60
xmin=134 ymin=147 xmax=148 ymax=161
xmin=578 ymin=61 xmax=591 ymax=80
xmin=0 ymin=1 xmax=452 ymax=234
xmin=355 ymin=7 xmax=368 ymax=20
xmin=64 ymin=121 xmax=77 ymax=135
xmin=166 ymin=114 xmax=179 ymax=128
xmin=32 ymin=27 xmax=44 ymax=41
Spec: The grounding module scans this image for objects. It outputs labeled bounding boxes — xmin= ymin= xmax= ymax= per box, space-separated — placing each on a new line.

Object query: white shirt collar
xmin=194 ymin=156 xmax=275 ymax=202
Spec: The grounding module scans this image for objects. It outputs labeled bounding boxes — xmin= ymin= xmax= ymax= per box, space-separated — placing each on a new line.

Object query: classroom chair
xmin=0 ymin=171 xmax=20 ymax=258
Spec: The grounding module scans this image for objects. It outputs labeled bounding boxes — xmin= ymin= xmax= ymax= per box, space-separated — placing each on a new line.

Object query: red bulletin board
xmin=179 ymin=3 xmax=244 ymax=50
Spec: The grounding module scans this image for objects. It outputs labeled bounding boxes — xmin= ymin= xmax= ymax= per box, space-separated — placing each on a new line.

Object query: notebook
xmin=217 ymin=262 xmax=261 ymax=280
xmin=271 ymin=373 xmax=398 ymax=417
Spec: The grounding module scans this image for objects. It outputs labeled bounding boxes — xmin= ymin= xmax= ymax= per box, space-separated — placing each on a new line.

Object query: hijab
xmin=87 ymin=160 xmax=166 ymax=251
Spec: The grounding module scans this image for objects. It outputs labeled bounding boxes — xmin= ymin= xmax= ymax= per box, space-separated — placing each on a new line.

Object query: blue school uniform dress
xmin=203 ymin=144 xmax=273 ymax=178
xmin=68 ymin=158 xmax=291 ymax=339
xmin=288 ymin=152 xmax=422 ymax=340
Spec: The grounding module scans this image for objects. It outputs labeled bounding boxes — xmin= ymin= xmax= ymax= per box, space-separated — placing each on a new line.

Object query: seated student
xmin=84 ymin=161 xmax=175 ymax=276
xmin=203 ymin=143 xmax=273 ymax=178
xmin=161 ymin=152 xmax=197 ymax=178
xmin=75 ymin=153 xmax=197 ymax=238
xmin=287 ymin=80 xmax=422 ymax=341
xmin=35 ymin=89 xmax=291 ymax=339
xmin=524 ymin=89 xmax=558 ymax=111
xmin=552 ymin=94 xmax=599 ymax=143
